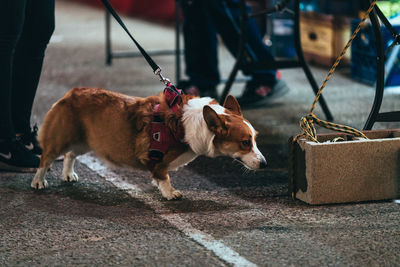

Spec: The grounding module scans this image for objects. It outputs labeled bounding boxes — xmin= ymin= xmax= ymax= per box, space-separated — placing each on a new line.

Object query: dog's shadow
xmin=0 ymin=171 xmax=241 ymax=215
xmin=163 ymin=198 xmax=243 ymax=213
xmin=1 ymin=173 xmax=140 ymax=207
xmin=187 ymin=143 xmax=288 ymax=186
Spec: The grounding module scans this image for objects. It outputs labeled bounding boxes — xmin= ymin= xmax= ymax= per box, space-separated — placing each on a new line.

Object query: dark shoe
xmin=17 ymin=124 xmax=42 ymax=155
xmin=237 ymin=79 xmax=290 ymax=109
xmin=183 ymin=85 xmax=201 ymax=97
xmin=0 ymin=138 xmax=40 ymax=172
xmin=184 ymin=85 xmax=218 ymax=99
xmin=179 ymin=81 xmax=218 ymax=99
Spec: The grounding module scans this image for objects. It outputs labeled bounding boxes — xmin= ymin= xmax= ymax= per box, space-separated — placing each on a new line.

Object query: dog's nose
xmin=259 ymin=159 xmax=267 ymax=169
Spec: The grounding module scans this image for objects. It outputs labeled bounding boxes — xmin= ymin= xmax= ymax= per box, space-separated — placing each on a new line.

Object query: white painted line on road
xmin=78 ymin=154 xmax=257 ymax=267
xmin=78 ymin=155 xmax=142 ymax=195
xmin=162 ymin=213 xmax=257 ymax=267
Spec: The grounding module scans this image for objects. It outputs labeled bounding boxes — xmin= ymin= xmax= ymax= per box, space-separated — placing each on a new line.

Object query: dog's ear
xmin=223 ymin=95 xmax=242 ymax=116
xmin=203 ymin=106 xmax=227 ymax=136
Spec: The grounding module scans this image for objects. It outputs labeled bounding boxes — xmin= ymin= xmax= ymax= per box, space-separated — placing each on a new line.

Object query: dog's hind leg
xmin=31 ymin=152 xmax=58 ymax=190
xmin=62 ymin=151 xmax=79 ymax=182
xmin=31 ymin=166 xmax=50 ymax=189
xmin=62 ymin=146 xmax=89 ymax=183
xmin=32 ymin=97 xmax=86 ymax=188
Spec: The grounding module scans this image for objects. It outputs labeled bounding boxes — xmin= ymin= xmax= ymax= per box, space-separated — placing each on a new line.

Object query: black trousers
xmin=0 ymin=0 xmax=55 ymax=139
xmin=181 ymin=0 xmax=276 ymax=91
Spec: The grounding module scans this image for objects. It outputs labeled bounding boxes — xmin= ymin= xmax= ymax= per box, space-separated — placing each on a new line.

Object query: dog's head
xmin=203 ymin=95 xmax=267 ymax=170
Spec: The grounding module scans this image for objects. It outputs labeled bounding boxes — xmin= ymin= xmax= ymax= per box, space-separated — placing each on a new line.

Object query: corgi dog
xmin=31 ymin=87 xmax=267 ymax=200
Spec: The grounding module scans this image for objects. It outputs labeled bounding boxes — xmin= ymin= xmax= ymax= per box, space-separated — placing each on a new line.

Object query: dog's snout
xmin=259 ymin=158 xmax=267 ymax=169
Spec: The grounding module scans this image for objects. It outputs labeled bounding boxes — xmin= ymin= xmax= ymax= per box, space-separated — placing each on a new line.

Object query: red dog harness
xmin=148 ymin=84 xmax=184 ymax=171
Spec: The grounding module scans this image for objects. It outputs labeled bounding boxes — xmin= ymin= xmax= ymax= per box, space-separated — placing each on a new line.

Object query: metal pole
xmin=105 ymin=9 xmax=112 ymax=66
xmin=293 ymin=0 xmax=333 ymax=121
xmin=175 ymin=0 xmax=181 ymax=85
xmin=363 ymin=0 xmax=385 ymax=130
xmin=220 ymin=0 xmax=247 ymax=103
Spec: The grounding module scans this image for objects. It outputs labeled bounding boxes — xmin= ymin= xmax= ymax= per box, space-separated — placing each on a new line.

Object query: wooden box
xmin=300 ymin=12 xmax=351 ymax=67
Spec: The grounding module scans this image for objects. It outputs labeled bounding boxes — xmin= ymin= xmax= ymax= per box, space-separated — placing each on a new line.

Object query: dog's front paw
xmin=165 ymin=190 xmax=183 ymax=200
xmin=62 ymin=172 xmax=79 ymax=182
xmin=157 ymin=179 xmax=183 ymax=200
xmin=31 ymin=179 xmax=48 ymax=190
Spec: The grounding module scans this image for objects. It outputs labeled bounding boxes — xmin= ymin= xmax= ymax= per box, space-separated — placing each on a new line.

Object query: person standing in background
xmin=180 ymin=0 xmax=289 ymax=107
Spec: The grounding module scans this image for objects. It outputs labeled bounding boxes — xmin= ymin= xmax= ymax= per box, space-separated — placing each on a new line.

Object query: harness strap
xmin=147 ymin=85 xmax=184 ymax=171
xmin=148 ymin=104 xmax=168 ymax=164
xmin=98 ymin=0 xmax=185 ymax=170
xmin=164 ymin=84 xmax=182 ymax=114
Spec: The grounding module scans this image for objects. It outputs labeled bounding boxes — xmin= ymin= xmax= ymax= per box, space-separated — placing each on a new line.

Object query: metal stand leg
xmin=104 ymin=4 xmax=181 ymax=70
xmin=220 ymin=0 xmax=247 ymax=103
xmin=221 ymin=0 xmax=334 ymax=121
xmin=105 ymin=10 xmax=112 ymax=66
xmin=364 ymin=0 xmax=394 ymax=130
xmin=175 ymin=0 xmax=182 ymax=85
xmin=293 ymin=0 xmax=333 ymax=121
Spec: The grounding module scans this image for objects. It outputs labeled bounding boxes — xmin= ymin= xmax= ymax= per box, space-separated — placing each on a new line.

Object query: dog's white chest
xmin=168 ymin=150 xmax=197 ymax=171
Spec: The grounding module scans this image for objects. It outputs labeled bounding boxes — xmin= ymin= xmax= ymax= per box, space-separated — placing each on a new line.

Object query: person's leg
xmin=0 ymin=0 xmax=27 ymax=139
xmin=11 ymin=0 xmax=55 ymax=135
xmin=206 ymin=0 xmax=276 ymax=86
xmin=207 ymin=0 xmax=289 ymax=108
xmin=181 ymin=0 xmax=219 ymax=96
xmin=0 ymin=0 xmax=42 ymax=171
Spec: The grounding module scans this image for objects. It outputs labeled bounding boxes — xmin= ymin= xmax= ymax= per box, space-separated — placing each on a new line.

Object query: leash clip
xmin=154 ymin=68 xmax=170 ymax=86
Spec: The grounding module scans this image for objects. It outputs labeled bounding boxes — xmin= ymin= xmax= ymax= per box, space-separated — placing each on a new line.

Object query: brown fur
xmin=33 ymin=88 xmax=266 ymax=199
xmin=204 ymin=96 xmax=255 ymax=156
xmin=38 ymin=88 xmax=194 ymax=189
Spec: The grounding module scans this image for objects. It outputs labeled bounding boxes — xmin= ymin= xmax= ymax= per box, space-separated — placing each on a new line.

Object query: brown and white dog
xmin=31 ymin=87 xmax=267 ymax=200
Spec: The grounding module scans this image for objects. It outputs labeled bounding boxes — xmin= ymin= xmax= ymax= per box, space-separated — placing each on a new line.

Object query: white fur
xmin=31 ymin=167 xmax=49 ymax=189
xmin=168 ymin=150 xmax=197 ymax=171
xmin=182 ymin=97 xmax=223 ymax=157
xmin=166 ymin=98 xmax=228 ymax=171
xmin=181 ymin=97 xmax=265 ymax=170
xmin=157 ymin=177 xmax=182 ymax=200
xmin=241 ymin=120 xmax=266 ymax=169
xmin=208 ymin=104 xmax=226 ymax=115
xmin=62 ymin=152 xmax=79 ymax=182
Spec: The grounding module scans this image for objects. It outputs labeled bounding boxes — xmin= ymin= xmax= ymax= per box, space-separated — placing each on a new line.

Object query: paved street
xmin=1 ymin=1 xmax=400 ymax=266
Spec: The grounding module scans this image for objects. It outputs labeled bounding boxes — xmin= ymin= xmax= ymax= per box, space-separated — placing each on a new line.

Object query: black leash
xmin=100 ymin=0 xmax=173 ymax=87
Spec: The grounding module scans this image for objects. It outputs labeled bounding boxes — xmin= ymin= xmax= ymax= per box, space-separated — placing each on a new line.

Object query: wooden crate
xmin=300 ymin=12 xmax=351 ymax=67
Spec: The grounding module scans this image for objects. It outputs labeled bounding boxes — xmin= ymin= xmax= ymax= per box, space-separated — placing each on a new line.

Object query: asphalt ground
xmin=1 ymin=1 xmax=400 ymax=266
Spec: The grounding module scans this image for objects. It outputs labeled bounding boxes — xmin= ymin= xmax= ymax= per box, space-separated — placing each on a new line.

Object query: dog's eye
xmin=241 ymin=140 xmax=251 ymax=147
